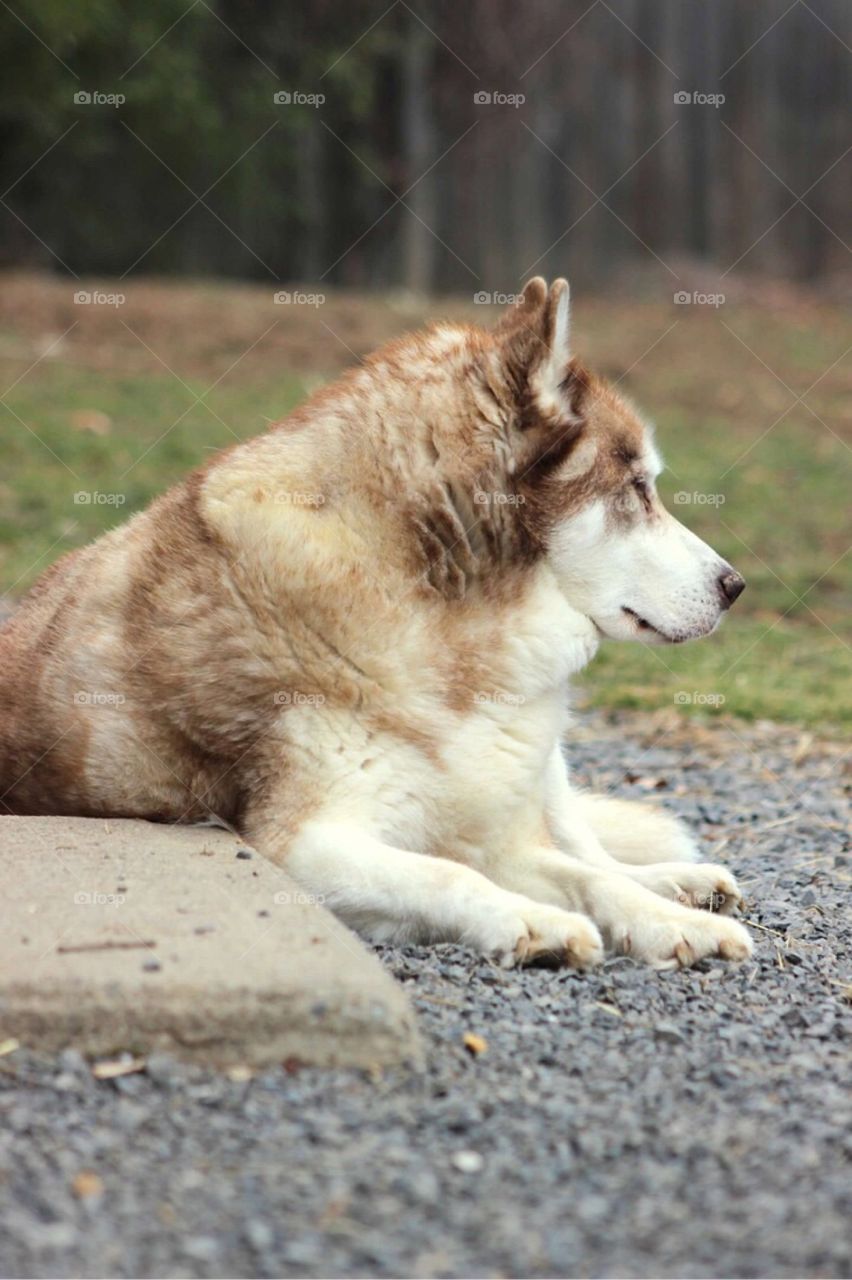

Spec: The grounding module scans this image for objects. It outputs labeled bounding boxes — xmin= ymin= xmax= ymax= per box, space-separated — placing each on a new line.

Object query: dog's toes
xmin=483 ymin=902 xmax=603 ymax=971
xmin=563 ymin=930 xmax=605 ymax=971
xmin=629 ymin=907 xmax=753 ymax=969
xmin=698 ymin=867 xmax=742 ymax=915
xmin=718 ymin=930 xmax=753 ymax=962
xmin=513 ymin=907 xmax=604 ymax=971
xmin=634 ymin=862 xmax=743 ymax=915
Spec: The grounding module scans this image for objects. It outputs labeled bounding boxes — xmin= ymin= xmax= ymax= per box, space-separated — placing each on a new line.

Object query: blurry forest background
xmin=1 ymin=0 xmax=849 ymax=289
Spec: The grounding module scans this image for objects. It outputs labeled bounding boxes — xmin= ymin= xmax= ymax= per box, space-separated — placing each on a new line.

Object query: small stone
xmin=183 ymin=1237 xmax=220 ymax=1262
xmin=451 ymin=1150 xmax=484 ymax=1173
xmin=57 ymin=1048 xmax=88 ymax=1076
xmin=145 ymin=1053 xmax=180 ymax=1085
xmin=655 ymin=1022 xmax=684 ymax=1044
xmin=236 ymin=848 xmax=253 ymax=860
xmin=246 ymin=1220 xmax=274 ymax=1250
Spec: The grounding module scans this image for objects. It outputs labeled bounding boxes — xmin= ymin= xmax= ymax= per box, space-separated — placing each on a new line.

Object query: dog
xmin=0 ymin=277 xmax=753 ymax=970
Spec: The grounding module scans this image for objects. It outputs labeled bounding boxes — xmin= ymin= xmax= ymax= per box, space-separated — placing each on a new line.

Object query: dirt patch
xmin=0 ymin=272 xmax=477 ymax=381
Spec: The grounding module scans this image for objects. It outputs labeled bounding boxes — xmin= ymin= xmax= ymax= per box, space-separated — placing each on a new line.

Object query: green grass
xmin=0 ymin=364 xmax=307 ymax=593
xmin=1 ymin=289 xmax=849 ymax=730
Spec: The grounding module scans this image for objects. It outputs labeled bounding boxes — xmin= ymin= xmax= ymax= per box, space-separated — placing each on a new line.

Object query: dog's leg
xmin=247 ymin=817 xmax=604 ymax=970
xmin=572 ymin=791 xmax=699 ymax=865
xmin=493 ymin=844 xmax=753 ymax=969
xmin=545 ymin=748 xmax=744 ymax=914
xmin=549 ymin=746 xmax=699 ymax=864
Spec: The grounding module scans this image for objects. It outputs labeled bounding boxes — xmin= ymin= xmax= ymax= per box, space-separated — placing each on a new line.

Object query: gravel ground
xmin=1 ymin=710 xmax=850 ymax=1280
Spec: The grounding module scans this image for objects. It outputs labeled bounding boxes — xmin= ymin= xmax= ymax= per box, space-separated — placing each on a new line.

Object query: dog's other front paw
xmin=630 ymin=861 xmax=743 ymax=915
xmin=479 ymin=901 xmax=604 ymax=971
xmin=614 ymin=904 xmax=753 ymax=970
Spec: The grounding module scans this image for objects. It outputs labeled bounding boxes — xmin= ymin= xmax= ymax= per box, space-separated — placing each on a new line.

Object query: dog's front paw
xmin=614 ymin=903 xmax=753 ymax=970
xmin=482 ymin=901 xmax=604 ymax=971
xmin=630 ymin=861 xmax=743 ymax=915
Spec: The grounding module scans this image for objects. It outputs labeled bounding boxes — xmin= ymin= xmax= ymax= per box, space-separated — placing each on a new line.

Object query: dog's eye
xmin=632 ymin=476 xmax=652 ymax=508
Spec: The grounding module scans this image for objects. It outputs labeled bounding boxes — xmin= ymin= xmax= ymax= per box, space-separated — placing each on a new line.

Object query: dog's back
xmin=0 ymin=485 xmax=246 ymax=820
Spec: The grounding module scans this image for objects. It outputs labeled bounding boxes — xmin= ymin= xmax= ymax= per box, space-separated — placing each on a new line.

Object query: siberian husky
xmin=0 ymin=278 xmax=752 ymax=970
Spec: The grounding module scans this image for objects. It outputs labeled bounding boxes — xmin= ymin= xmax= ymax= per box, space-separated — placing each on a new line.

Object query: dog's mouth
xmin=621 ymin=607 xmax=687 ymax=644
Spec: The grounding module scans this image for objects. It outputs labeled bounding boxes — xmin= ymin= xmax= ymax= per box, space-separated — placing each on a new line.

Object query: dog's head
xmin=475 ymin=277 xmax=744 ymax=643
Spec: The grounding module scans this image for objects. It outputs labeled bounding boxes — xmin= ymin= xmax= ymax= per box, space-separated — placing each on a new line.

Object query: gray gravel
xmin=1 ymin=710 xmax=850 ymax=1279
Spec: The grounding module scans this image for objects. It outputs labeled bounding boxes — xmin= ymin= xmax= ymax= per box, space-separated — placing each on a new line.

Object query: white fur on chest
xmin=280 ymin=575 xmax=599 ymax=866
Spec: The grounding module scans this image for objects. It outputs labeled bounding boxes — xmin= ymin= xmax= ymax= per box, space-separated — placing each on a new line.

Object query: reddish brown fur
xmin=0 ymin=278 xmax=653 ymax=824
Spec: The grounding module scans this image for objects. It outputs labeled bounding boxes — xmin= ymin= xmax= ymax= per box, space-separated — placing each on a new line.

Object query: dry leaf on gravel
xmin=593 ymin=1002 xmax=623 ymax=1018
xmin=91 ymin=1056 xmax=146 ymax=1080
xmin=793 ymin=733 xmax=815 ymax=765
xmin=463 ymin=1032 xmax=488 ymax=1056
xmin=226 ymin=1065 xmax=253 ymax=1083
xmin=72 ymin=1170 xmax=104 ymax=1198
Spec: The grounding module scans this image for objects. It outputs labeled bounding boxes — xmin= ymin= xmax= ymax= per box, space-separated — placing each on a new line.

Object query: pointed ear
xmin=494 ymin=276 xmax=547 ymax=337
xmin=498 ymin=277 xmax=573 ymax=414
xmin=542 ymin=278 xmax=571 ymax=373
xmin=518 ymin=275 xmax=548 ymax=314
xmin=497 ymin=279 xmax=587 ymax=476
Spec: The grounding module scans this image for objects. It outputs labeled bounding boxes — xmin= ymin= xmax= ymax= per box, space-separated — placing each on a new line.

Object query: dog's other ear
xmin=495 ymin=276 xmax=548 ymax=335
xmin=499 ymin=277 xmax=573 ymax=413
xmin=517 ymin=275 xmax=548 ymax=314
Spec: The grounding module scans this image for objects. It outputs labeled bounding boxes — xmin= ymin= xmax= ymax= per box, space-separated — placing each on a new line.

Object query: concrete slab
xmin=0 ymin=817 xmax=420 ymax=1069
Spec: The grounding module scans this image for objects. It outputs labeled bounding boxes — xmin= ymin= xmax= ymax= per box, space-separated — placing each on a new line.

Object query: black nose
xmin=718 ymin=570 xmax=746 ymax=608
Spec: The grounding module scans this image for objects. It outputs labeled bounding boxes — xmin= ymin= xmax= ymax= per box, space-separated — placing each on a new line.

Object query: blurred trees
xmin=0 ymin=0 xmax=848 ymax=289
